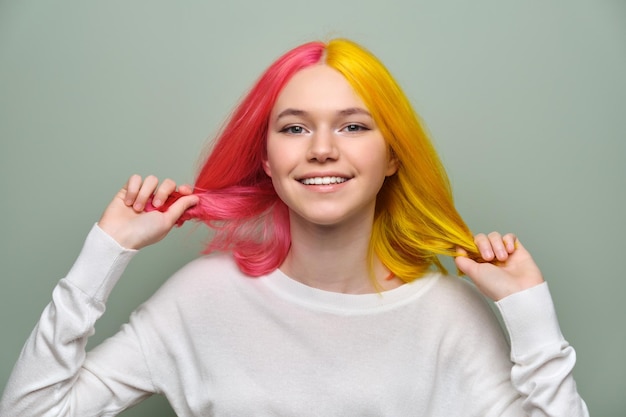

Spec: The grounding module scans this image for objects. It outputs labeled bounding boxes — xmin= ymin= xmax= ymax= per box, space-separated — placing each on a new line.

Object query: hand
xmin=97 ymin=175 xmax=199 ymax=250
xmin=454 ymin=232 xmax=545 ymax=301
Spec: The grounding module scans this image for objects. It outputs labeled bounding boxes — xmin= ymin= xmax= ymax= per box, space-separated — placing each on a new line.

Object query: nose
xmin=306 ymin=129 xmax=339 ymax=162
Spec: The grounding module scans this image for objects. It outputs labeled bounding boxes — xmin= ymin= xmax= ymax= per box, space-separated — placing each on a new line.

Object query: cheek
xmin=263 ymin=150 xmax=290 ymax=181
xmin=265 ymin=136 xmax=298 ymax=177
xmin=361 ymin=143 xmax=394 ymax=174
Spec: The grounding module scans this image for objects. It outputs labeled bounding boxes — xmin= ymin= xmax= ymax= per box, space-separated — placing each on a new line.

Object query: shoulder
xmin=158 ymin=253 xmax=244 ymax=294
xmin=124 ymin=253 xmax=261 ymax=339
xmin=427 ymin=274 xmax=490 ymax=310
xmin=173 ymin=253 xmax=243 ymax=281
xmin=136 ymin=253 xmax=248 ymax=312
xmin=421 ymin=274 xmax=503 ymax=335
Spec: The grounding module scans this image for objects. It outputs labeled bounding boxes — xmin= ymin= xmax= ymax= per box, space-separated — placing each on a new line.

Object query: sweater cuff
xmin=65 ymin=223 xmax=138 ymax=303
xmin=495 ymin=282 xmax=565 ymax=359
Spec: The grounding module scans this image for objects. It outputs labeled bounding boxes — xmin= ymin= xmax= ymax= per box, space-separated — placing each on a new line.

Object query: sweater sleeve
xmin=0 ymin=225 xmax=156 ymax=417
xmin=495 ymin=283 xmax=589 ymax=417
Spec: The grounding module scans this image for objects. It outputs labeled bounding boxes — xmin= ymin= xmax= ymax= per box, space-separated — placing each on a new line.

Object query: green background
xmin=1 ymin=1 xmax=624 ymax=415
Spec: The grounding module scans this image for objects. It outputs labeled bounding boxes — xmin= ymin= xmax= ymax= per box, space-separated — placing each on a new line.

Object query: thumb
xmin=454 ymin=251 xmax=502 ymax=300
xmin=163 ymin=195 xmax=199 ymax=225
xmin=454 ymin=253 xmax=480 ymax=279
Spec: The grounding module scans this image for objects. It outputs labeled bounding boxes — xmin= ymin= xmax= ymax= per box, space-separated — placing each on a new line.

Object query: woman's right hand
xmin=97 ymin=175 xmax=199 ymax=250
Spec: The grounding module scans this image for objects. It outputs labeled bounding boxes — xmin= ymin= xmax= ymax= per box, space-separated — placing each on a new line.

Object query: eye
xmin=280 ymin=125 xmax=307 ymax=135
xmin=341 ymin=124 xmax=369 ymax=133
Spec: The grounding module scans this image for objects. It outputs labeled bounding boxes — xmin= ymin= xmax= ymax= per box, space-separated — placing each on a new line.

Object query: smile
xmin=299 ymin=176 xmax=349 ymax=185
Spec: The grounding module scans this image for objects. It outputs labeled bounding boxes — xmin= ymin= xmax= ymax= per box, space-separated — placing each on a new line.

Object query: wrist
xmin=96 ymin=220 xmax=139 ymax=250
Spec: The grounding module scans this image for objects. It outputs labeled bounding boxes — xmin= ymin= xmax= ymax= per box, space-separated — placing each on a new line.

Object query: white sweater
xmin=0 ymin=225 xmax=589 ymax=416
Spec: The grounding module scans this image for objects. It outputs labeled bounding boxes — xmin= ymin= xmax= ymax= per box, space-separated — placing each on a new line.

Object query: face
xmin=264 ymin=64 xmax=397 ymax=228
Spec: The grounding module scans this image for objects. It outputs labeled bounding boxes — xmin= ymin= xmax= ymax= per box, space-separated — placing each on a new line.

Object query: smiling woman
xmin=0 ymin=39 xmax=589 ymax=417
xmin=173 ymin=39 xmax=481 ymax=282
xmin=265 ymin=65 xmax=396 ymax=230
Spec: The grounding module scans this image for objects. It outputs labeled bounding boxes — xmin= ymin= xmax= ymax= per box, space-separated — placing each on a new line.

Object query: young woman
xmin=0 ymin=39 xmax=588 ymax=416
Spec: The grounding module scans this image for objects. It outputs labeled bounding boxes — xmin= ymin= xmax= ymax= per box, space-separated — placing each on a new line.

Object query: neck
xmin=280 ymin=212 xmax=402 ymax=294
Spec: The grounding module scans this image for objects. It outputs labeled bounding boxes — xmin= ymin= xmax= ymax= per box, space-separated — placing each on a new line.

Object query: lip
xmin=295 ymin=172 xmax=352 ymax=190
xmin=296 ymin=172 xmax=352 ymax=181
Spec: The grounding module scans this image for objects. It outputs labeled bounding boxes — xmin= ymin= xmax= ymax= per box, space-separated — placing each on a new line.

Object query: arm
xmin=0 ymin=176 xmax=198 ymax=417
xmin=455 ymin=233 xmax=589 ymax=417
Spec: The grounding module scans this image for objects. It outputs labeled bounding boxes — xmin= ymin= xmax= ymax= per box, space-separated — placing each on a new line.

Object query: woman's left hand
xmin=455 ymin=232 xmax=545 ymax=301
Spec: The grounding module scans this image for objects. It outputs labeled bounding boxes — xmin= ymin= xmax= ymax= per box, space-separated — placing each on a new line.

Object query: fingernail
xmin=153 ymin=199 xmax=162 ymax=207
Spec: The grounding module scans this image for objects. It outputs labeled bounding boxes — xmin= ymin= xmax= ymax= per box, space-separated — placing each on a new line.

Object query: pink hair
xmin=177 ymin=42 xmax=325 ymax=276
xmin=167 ymin=39 xmax=478 ymax=281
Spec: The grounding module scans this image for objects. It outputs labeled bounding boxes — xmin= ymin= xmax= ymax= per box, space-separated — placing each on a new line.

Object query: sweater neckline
xmin=260 ymin=268 xmax=440 ymax=313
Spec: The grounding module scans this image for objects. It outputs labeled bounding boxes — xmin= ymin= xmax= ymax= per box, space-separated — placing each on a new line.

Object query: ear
xmin=262 ymin=159 xmax=272 ymax=177
xmin=385 ymin=149 xmax=399 ymax=176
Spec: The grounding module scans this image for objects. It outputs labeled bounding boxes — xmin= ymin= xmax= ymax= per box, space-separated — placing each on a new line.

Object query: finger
xmin=454 ymin=254 xmax=480 ymax=279
xmin=134 ymin=175 xmax=159 ymax=211
xmin=474 ymin=233 xmax=495 ymax=261
xmin=124 ymin=174 xmax=143 ymax=206
xmin=455 ymin=246 xmax=468 ymax=257
xmin=511 ymin=238 xmax=530 ymax=257
xmin=502 ymin=233 xmax=517 ymax=253
xmin=151 ymin=178 xmax=177 ymax=208
xmin=178 ymin=184 xmax=194 ymax=195
xmin=487 ymin=232 xmax=508 ymax=262
xmin=162 ymin=194 xmax=199 ymax=223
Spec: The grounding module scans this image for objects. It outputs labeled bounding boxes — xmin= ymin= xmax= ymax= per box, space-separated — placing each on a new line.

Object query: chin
xmin=292 ymin=207 xmax=374 ymax=229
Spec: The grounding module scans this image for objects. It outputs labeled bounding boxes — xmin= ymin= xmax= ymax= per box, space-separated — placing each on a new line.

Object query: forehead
xmin=271 ymin=65 xmax=367 ymax=114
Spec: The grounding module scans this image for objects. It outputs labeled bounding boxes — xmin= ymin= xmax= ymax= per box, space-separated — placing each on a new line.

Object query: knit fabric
xmin=0 ymin=225 xmax=588 ymax=416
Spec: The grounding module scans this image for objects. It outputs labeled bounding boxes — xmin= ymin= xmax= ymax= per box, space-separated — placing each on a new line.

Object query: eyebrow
xmin=275 ymin=107 xmax=372 ymax=121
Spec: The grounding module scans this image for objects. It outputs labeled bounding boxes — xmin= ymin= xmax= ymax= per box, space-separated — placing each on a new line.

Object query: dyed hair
xmin=178 ymin=39 xmax=480 ymax=280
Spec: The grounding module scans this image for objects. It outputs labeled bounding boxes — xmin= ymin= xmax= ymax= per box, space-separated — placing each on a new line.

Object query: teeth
xmin=300 ymin=176 xmax=348 ymax=185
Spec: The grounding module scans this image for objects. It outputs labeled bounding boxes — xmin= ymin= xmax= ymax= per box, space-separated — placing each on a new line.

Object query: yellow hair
xmin=325 ymin=39 xmax=479 ymax=281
